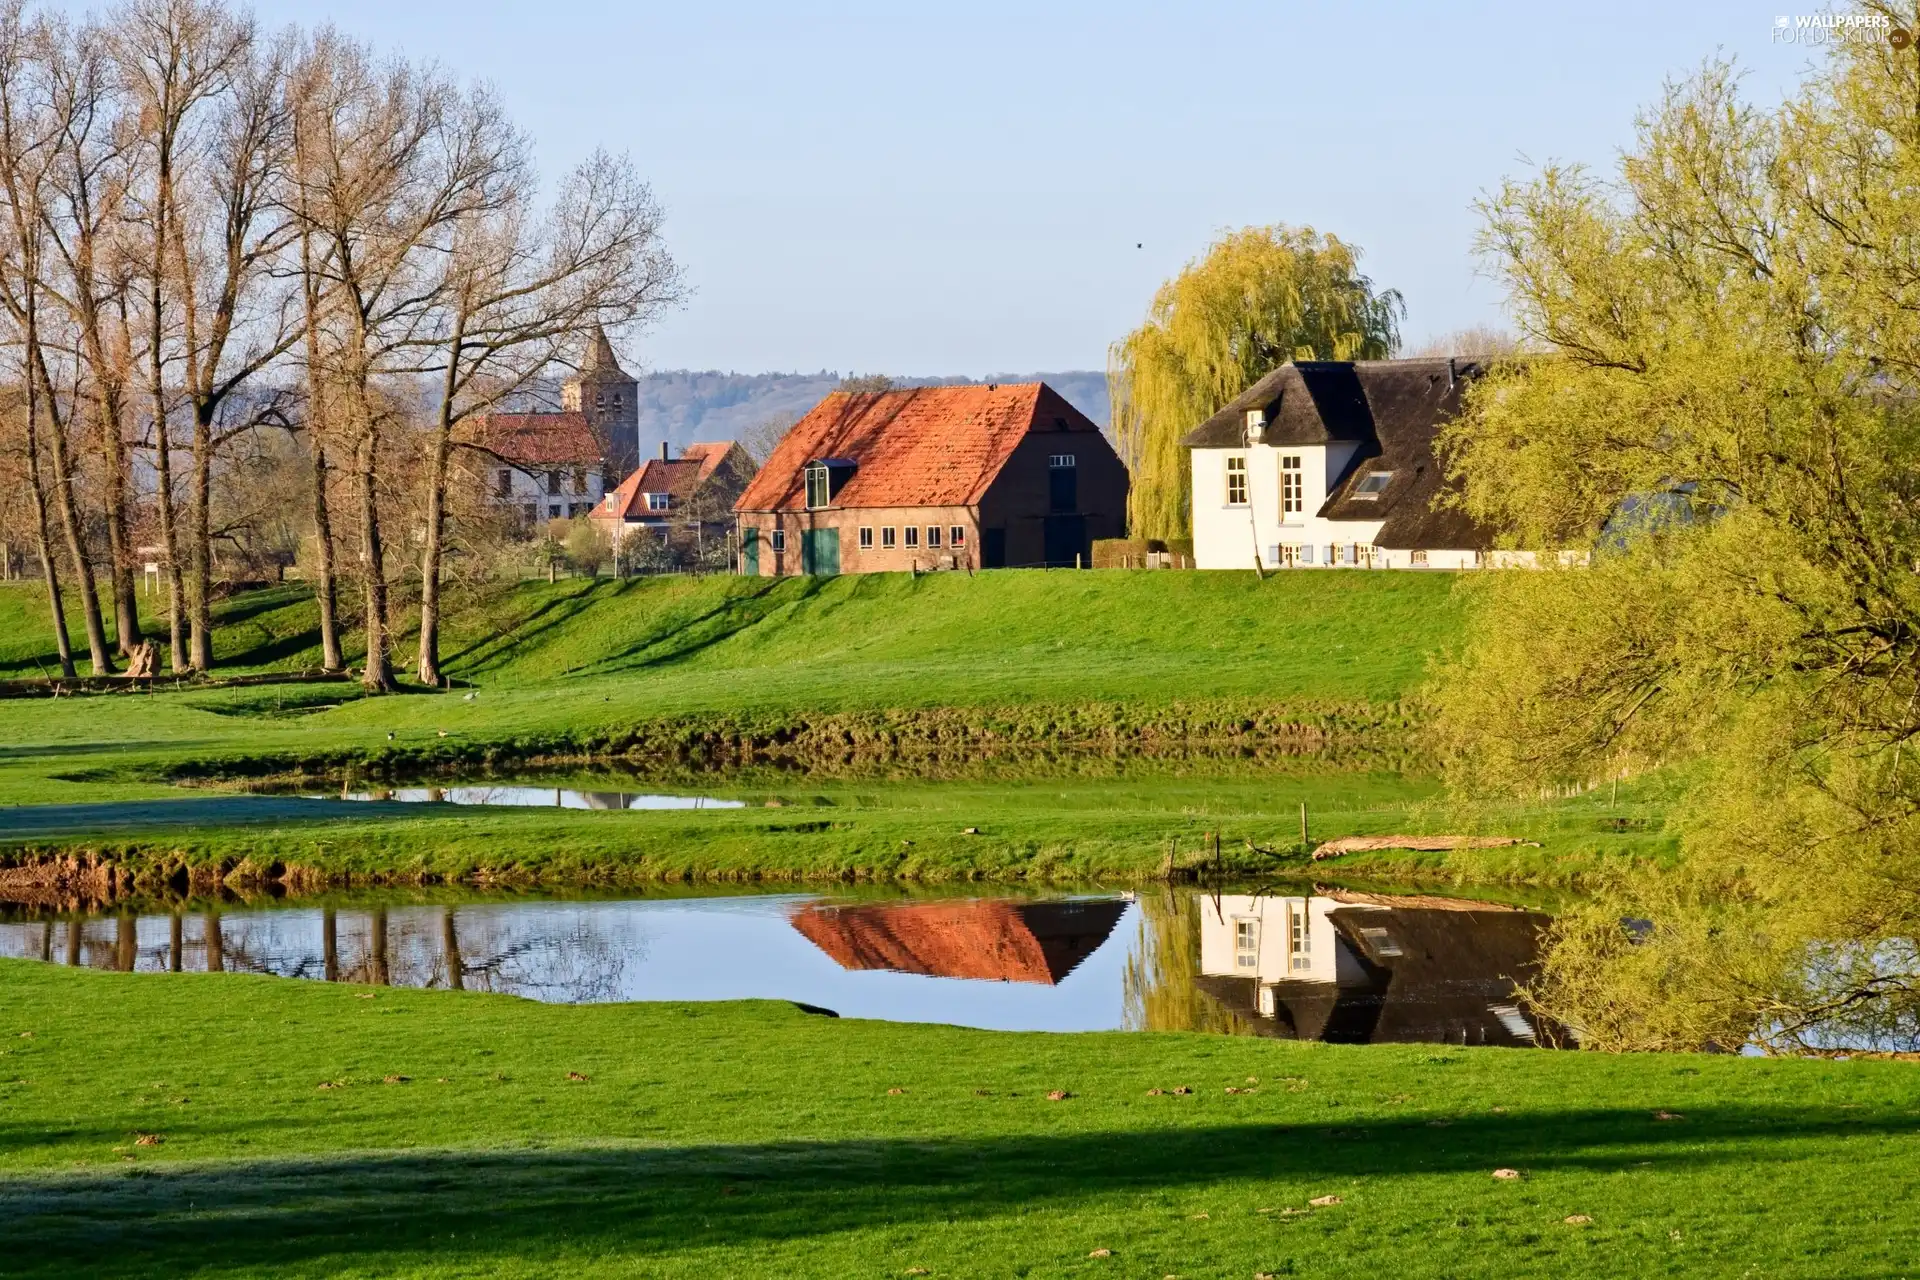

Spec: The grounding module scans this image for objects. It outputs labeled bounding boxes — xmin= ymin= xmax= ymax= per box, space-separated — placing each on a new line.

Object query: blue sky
xmin=173 ymin=2 xmax=1816 ymax=373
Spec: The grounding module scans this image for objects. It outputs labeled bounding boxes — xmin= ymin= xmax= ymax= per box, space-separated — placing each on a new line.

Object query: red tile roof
xmin=595 ymin=442 xmax=742 ymax=520
xmin=734 ymin=382 xmax=1098 ymax=513
xmin=470 ymin=412 xmax=601 ymax=467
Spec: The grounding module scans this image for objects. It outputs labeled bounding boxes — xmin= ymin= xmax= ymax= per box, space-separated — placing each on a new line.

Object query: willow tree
xmin=1108 ymin=225 xmax=1402 ymax=539
xmin=1433 ymin=25 xmax=1920 ymax=1048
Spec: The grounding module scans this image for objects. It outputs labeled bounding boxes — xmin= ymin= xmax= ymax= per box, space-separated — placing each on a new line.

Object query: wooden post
xmin=1300 ymin=801 xmax=1309 ymax=849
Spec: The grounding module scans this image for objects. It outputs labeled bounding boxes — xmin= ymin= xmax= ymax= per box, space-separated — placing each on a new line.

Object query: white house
xmin=471 ymin=412 xmax=607 ymax=527
xmin=1184 ymin=357 xmax=1492 ymax=570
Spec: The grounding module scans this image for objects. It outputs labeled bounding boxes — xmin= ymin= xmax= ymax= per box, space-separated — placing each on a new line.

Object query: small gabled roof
xmin=470 ymin=412 xmax=602 ymax=467
xmin=735 ymin=382 xmax=1099 ymax=513
xmin=596 ymin=441 xmax=743 ymax=520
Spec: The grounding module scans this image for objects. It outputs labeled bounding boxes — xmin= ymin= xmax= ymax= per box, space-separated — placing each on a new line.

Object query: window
xmin=572 ymin=466 xmax=588 ymax=495
xmin=927 ymin=526 xmax=942 ymax=549
xmin=1411 ymin=549 xmax=1429 ymax=567
xmin=1298 ymin=544 xmax=1315 ymax=565
xmin=1353 ymin=470 xmax=1393 ymax=499
xmin=804 ymin=463 xmax=830 ymax=510
xmin=1234 ymin=919 xmax=1259 ymax=970
xmin=611 ymin=393 xmax=622 ymax=411
xmin=1244 ymin=408 xmax=1266 ymax=439
xmin=495 ymin=468 xmax=512 ymax=498
xmin=1281 ymin=455 xmax=1302 ymax=515
xmin=859 ymin=526 xmax=874 ymax=549
xmin=1288 ymin=903 xmax=1311 ymax=972
xmin=548 ymin=504 xmax=561 ymax=519
xmin=522 ymin=503 xmax=536 ymax=525
xmin=950 ymin=526 xmax=965 ymax=548
xmin=547 ymin=471 xmax=562 ymax=496
xmin=645 ymin=492 xmax=670 ymax=511
xmin=1226 ymin=456 xmax=1248 ymax=505
xmin=1341 ymin=544 xmax=1359 ymax=566
xmin=604 ymin=494 xmax=617 ymax=513
xmin=595 ymin=391 xmax=605 ymax=410
xmin=770 ymin=529 xmax=787 ymax=553
xmin=904 ymin=526 xmax=920 ymax=549
xmin=882 ymin=526 xmax=897 ymax=549
xmin=1049 ymin=453 xmax=1077 ymax=512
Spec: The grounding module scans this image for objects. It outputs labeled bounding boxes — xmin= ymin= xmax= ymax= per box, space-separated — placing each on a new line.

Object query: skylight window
xmin=1353 ymin=471 xmax=1393 ymax=498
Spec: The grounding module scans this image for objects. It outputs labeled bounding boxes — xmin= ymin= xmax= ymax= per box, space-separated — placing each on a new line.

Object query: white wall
xmin=1189 ymin=445 xmax=1482 ymax=571
xmin=488 ymin=463 xmax=606 ymax=522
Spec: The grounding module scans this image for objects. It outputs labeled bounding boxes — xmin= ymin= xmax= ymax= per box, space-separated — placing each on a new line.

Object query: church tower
xmin=562 ymin=325 xmax=640 ymax=481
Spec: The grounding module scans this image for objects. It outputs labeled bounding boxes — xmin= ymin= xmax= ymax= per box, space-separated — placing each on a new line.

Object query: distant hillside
xmin=633 ymin=370 xmax=1110 ymax=455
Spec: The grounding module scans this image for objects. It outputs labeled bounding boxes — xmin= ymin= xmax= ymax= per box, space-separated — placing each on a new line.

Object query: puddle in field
xmin=312 ymin=785 xmax=746 ymax=811
xmin=0 ymin=887 xmax=1563 ymax=1044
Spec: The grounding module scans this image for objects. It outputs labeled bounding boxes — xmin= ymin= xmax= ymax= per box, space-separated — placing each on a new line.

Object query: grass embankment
xmin=0 ymin=573 xmax=1675 ymax=884
xmin=1 ymin=960 xmax=1913 ymax=1278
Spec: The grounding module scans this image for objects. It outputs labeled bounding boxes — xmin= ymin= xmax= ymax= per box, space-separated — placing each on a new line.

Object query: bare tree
xmin=0 ymin=3 xmax=111 ymax=674
xmin=117 ymin=0 xmax=298 ymax=672
xmin=414 ymin=149 xmax=682 ymax=685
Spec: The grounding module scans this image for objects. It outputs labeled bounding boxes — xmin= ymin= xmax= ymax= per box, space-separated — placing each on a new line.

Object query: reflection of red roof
xmin=735 ymin=383 xmax=1100 ymax=513
xmin=790 ymin=898 xmax=1127 ymax=985
xmin=471 ymin=412 xmax=601 ymax=466
xmin=596 ymin=443 xmax=740 ymax=520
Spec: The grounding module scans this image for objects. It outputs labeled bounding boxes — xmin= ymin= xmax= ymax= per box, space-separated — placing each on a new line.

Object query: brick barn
xmin=733 ymin=382 xmax=1128 ymax=575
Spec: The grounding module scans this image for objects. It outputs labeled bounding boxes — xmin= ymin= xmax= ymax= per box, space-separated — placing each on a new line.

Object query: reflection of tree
xmin=451 ymin=910 xmax=639 ymax=1004
xmin=1122 ymin=890 xmax=1255 ymax=1035
xmin=1527 ymin=869 xmax=1920 ymax=1054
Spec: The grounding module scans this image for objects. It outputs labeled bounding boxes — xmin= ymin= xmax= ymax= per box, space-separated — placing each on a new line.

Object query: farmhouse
xmin=591 ymin=440 xmax=755 ymax=563
xmin=1183 ymin=357 xmax=1492 ymax=570
xmin=734 ymin=382 xmax=1128 ymax=575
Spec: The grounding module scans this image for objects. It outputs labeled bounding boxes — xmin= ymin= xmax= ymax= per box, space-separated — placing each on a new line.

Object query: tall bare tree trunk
xmin=96 ymin=392 xmax=140 ymax=653
xmin=22 ymin=348 xmax=74 ymax=678
xmin=416 ymin=314 xmax=464 ymax=687
xmin=188 ymin=406 xmax=214 ymax=670
xmin=356 ymin=411 xmax=393 ymax=692
xmin=310 ymin=440 xmax=343 ymax=672
xmin=37 ymin=351 xmax=111 ymax=674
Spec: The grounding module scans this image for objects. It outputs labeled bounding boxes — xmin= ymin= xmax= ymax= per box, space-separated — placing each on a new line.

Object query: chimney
xmin=660 ymin=439 xmax=670 ymax=462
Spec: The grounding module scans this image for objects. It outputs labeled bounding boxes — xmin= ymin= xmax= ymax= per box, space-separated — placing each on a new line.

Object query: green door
xmin=801 ymin=527 xmax=840 ymax=576
xmin=743 ymin=531 xmax=759 ymax=576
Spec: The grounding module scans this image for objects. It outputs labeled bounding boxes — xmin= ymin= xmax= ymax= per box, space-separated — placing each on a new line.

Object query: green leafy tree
xmin=1434 ymin=24 xmax=1920 ymax=1046
xmin=563 ymin=517 xmax=610 ymax=576
xmin=1108 ymin=225 xmax=1402 ymax=538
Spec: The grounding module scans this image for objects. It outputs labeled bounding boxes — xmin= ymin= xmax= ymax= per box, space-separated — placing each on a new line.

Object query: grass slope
xmin=1 ymin=960 xmax=1914 ymax=1278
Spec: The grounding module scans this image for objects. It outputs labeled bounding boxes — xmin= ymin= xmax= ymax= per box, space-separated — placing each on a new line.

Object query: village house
xmin=734 ymin=382 xmax=1128 ymax=575
xmin=472 ymin=412 xmax=607 ymax=527
xmin=1183 ymin=357 xmax=1492 ymax=570
xmin=470 ymin=326 xmax=641 ymax=529
xmin=591 ymin=440 xmax=756 ymax=566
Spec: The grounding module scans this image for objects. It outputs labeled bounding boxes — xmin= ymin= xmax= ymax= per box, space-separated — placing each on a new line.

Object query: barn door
xmin=1042 ymin=515 xmax=1086 ymax=567
xmin=743 ymin=532 xmax=759 ymax=576
xmin=801 ymin=527 xmax=840 ymax=576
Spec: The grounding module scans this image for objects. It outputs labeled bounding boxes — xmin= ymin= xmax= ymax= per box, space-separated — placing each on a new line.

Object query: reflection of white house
xmin=1197 ymin=892 xmax=1559 ymax=1046
xmin=1183 ymin=358 xmax=1495 ymax=571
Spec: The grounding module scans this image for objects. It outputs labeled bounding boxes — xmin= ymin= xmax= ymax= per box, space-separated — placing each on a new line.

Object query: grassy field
xmin=2 ymin=959 xmax=1914 ymax=1278
xmin=0 ymin=571 xmax=1560 ymax=883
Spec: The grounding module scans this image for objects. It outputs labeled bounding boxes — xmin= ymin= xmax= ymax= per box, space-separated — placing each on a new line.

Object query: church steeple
xmin=562 ymin=324 xmax=640 ymax=480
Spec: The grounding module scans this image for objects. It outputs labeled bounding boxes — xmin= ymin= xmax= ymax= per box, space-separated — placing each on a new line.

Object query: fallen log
xmin=1308 ymin=834 xmax=1542 ymax=862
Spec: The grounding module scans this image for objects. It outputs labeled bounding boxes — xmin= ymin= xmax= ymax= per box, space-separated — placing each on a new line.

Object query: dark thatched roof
xmin=1179 ymin=357 xmax=1496 ymax=552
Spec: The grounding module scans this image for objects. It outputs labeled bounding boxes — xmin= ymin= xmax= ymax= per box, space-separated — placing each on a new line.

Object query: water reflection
xmin=790 ymin=899 xmax=1128 ymax=985
xmin=0 ymin=888 xmax=1558 ymax=1040
xmin=318 ymin=786 xmax=745 ymax=810
xmin=1123 ymin=889 xmax=1558 ymax=1045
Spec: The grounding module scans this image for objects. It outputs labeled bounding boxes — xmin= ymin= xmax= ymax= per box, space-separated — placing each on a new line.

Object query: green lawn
xmin=0 ymin=572 xmax=1677 ymax=884
xmin=1 ymin=960 xmax=1914 ymax=1277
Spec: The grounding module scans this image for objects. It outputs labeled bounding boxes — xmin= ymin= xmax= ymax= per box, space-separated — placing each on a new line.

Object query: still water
xmin=317 ymin=786 xmax=746 ymax=810
xmin=0 ymin=888 xmax=1561 ymax=1045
